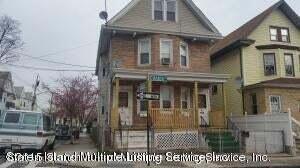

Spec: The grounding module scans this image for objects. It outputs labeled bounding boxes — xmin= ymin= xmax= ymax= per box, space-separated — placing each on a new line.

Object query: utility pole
xmin=49 ymin=92 xmax=54 ymax=113
xmin=31 ymin=75 xmax=40 ymax=111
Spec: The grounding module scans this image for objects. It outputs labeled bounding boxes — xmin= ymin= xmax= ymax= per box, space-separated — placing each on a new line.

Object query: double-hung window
xmin=181 ymin=87 xmax=190 ymax=109
xmin=269 ymin=26 xmax=290 ymax=42
xmin=263 ymin=53 xmax=276 ymax=76
xmin=138 ymin=38 xmax=151 ymax=65
xmin=160 ymin=85 xmax=173 ymax=109
xmin=160 ymin=39 xmax=172 ymax=65
xmin=269 ymin=95 xmax=281 ymax=113
xmin=166 ymin=0 xmax=176 ymax=21
xmin=180 ymin=42 xmax=188 ymax=67
xmin=154 ymin=0 xmax=164 ymax=20
xmin=284 ymin=54 xmax=295 ymax=77
xmin=153 ymin=0 xmax=177 ymax=22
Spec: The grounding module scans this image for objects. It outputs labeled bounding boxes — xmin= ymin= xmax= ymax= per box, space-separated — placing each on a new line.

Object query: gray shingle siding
xmin=110 ymin=0 xmax=215 ymax=36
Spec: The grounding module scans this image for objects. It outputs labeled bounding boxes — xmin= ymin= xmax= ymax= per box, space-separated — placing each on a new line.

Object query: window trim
xmin=137 ymin=38 xmax=151 ymax=66
xmin=152 ymin=0 xmax=178 ymax=22
xmin=269 ymin=95 xmax=281 ymax=113
xmin=160 ymin=38 xmax=173 ymax=65
xmin=284 ymin=53 xmax=295 ymax=77
xmin=180 ymin=41 xmax=189 ymax=68
xmin=263 ymin=53 xmax=277 ymax=76
xmin=269 ymin=26 xmax=290 ymax=43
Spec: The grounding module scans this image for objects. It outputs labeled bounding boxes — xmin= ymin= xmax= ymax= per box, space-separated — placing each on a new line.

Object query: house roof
xmin=14 ymin=86 xmax=24 ymax=99
xmin=245 ymin=78 xmax=300 ymax=89
xmin=210 ymin=0 xmax=300 ymax=58
xmin=107 ymin=0 xmax=221 ymax=35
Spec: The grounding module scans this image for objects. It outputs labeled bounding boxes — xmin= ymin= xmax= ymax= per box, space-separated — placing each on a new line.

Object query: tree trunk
xmin=70 ymin=115 xmax=74 ymax=144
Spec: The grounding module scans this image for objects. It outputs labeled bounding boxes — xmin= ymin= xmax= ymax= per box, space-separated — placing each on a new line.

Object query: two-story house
xmin=211 ymin=0 xmax=300 ymax=120
xmin=96 ymin=0 xmax=230 ymax=151
xmin=14 ymin=87 xmax=33 ymax=111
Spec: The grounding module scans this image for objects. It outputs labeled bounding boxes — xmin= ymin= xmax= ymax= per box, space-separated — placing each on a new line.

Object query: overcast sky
xmin=0 ymin=0 xmax=299 ymax=109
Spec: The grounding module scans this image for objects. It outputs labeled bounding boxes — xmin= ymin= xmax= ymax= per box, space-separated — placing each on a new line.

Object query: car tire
xmin=40 ymin=141 xmax=48 ymax=153
xmin=49 ymin=140 xmax=55 ymax=150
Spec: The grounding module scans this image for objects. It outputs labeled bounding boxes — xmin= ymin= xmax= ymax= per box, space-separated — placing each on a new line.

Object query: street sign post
xmin=136 ymin=92 xmax=160 ymax=100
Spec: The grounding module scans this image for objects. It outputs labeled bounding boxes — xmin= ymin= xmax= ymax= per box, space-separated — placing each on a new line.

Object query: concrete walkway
xmin=54 ymin=133 xmax=99 ymax=168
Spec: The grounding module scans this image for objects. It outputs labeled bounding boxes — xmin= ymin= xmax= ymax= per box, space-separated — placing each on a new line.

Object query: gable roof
xmin=211 ymin=0 xmax=300 ymax=57
xmin=107 ymin=0 xmax=221 ymax=35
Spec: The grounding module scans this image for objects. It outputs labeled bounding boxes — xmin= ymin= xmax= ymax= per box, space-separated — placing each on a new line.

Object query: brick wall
xmin=245 ymin=87 xmax=300 ymax=121
xmin=111 ymin=34 xmax=211 ymax=73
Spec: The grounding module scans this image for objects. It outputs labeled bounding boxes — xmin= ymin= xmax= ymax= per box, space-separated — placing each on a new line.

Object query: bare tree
xmin=0 ymin=15 xmax=24 ymax=63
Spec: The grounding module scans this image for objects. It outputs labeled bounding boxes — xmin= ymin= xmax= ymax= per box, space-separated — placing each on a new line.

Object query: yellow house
xmin=211 ymin=0 xmax=300 ymax=121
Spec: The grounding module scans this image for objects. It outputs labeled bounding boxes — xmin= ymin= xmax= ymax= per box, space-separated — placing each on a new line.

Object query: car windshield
xmin=4 ymin=113 xmax=20 ymax=123
xmin=23 ymin=113 xmax=38 ymax=125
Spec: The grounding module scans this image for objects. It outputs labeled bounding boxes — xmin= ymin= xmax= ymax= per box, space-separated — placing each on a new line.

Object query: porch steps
xmin=205 ymin=132 xmax=240 ymax=153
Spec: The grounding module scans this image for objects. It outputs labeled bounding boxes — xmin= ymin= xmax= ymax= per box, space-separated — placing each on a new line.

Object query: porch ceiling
xmin=112 ymin=68 xmax=230 ymax=83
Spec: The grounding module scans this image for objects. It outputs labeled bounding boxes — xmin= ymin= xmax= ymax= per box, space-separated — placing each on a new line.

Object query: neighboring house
xmin=14 ymin=86 xmax=26 ymax=110
xmin=0 ymin=71 xmax=15 ymax=115
xmin=14 ymin=87 xmax=33 ymax=111
xmin=210 ymin=0 xmax=300 ymax=154
xmin=96 ymin=0 xmax=230 ymax=151
xmin=211 ymin=0 xmax=300 ymax=118
xmin=24 ymin=92 xmax=33 ymax=110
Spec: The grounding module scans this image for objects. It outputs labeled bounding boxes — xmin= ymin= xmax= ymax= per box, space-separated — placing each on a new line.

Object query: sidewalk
xmin=54 ymin=133 xmax=99 ymax=168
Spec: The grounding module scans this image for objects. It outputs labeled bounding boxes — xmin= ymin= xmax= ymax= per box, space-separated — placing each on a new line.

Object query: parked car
xmin=0 ymin=110 xmax=55 ymax=153
xmin=55 ymin=125 xmax=71 ymax=139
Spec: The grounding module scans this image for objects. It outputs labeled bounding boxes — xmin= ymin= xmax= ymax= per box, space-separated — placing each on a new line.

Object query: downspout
xmin=239 ymin=47 xmax=245 ymax=115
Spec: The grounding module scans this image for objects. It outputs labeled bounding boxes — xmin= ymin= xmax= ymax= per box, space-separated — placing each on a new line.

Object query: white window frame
xmin=180 ymin=41 xmax=189 ymax=68
xmin=269 ymin=95 xmax=281 ymax=113
xmin=160 ymin=39 xmax=173 ymax=65
xmin=180 ymin=87 xmax=190 ymax=109
xmin=160 ymin=85 xmax=174 ymax=110
xmin=138 ymin=38 xmax=151 ymax=66
xmin=152 ymin=0 xmax=178 ymax=22
xmin=284 ymin=53 xmax=294 ymax=77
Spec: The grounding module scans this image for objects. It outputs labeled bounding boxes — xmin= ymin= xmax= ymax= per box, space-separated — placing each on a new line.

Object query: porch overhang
xmin=112 ymin=68 xmax=230 ymax=83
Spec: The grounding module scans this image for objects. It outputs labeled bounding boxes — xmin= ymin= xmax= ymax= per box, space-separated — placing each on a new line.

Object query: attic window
xmin=154 ymin=0 xmax=164 ymax=20
xmin=269 ymin=26 xmax=290 ymax=42
xmin=153 ymin=0 xmax=177 ymax=22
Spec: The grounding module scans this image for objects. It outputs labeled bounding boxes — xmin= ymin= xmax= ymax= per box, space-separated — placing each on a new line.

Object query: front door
xmin=198 ymin=89 xmax=210 ymax=126
xmin=118 ymin=86 xmax=133 ymax=126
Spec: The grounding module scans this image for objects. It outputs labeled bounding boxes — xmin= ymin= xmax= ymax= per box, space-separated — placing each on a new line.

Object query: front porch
xmin=110 ymin=68 xmax=230 ymax=130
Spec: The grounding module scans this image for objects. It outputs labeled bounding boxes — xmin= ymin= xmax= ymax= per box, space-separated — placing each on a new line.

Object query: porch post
xmin=194 ymin=81 xmax=199 ymax=128
xmin=222 ymin=83 xmax=227 ymax=127
xmin=112 ymin=77 xmax=120 ymax=130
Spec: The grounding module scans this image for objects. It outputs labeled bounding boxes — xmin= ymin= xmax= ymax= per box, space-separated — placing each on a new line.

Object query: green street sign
xmin=149 ymin=74 xmax=167 ymax=82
